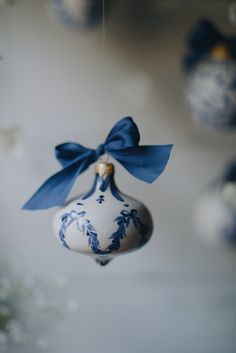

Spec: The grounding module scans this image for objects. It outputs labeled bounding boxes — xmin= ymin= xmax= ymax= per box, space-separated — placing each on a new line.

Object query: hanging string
xmin=102 ymin=0 xmax=106 ymax=134
xmin=100 ymin=0 xmax=109 ymax=162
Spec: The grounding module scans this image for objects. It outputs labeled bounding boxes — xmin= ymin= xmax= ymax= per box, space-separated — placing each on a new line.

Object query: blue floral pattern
xmin=187 ymin=60 xmax=236 ymax=129
xmin=59 ymin=210 xmax=85 ymax=249
xmin=59 ymin=210 xmax=101 ymax=253
xmin=96 ymin=195 xmax=105 ymax=204
xmin=58 ymin=208 xmax=149 ymax=254
xmin=105 ymin=209 xmax=149 ymax=253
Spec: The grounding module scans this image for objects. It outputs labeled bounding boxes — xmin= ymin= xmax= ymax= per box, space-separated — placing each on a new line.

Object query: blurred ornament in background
xmin=193 ymin=160 xmax=236 ymax=247
xmin=0 ymin=261 xmax=78 ymax=352
xmin=183 ymin=20 xmax=236 ymax=131
xmin=48 ymin=0 xmax=108 ymax=30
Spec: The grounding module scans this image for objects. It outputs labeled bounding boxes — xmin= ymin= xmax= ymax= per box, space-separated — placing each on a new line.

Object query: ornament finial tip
xmin=95 ymin=258 xmax=112 ymax=266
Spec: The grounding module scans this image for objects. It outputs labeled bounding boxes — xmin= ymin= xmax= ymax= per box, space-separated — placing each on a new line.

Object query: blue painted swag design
xmin=58 ymin=209 xmax=150 ymax=254
xmin=59 ymin=210 xmax=101 ymax=252
xmin=106 ymin=209 xmax=149 ymax=252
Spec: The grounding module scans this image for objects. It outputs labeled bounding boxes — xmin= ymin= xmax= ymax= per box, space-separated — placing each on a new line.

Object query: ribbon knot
xmin=183 ymin=19 xmax=236 ymax=71
xmin=23 ymin=117 xmax=173 ymax=210
xmin=95 ymin=143 xmax=106 ymax=158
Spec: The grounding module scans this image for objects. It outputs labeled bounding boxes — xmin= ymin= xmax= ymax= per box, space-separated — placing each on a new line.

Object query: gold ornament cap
xmin=95 ymin=162 xmax=114 ymax=177
xmin=211 ymin=45 xmax=231 ymax=60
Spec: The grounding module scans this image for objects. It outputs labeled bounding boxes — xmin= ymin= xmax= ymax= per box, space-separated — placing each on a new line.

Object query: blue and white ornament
xmin=193 ymin=161 xmax=236 ymax=247
xmin=49 ymin=0 xmax=105 ymax=30
xmin=53 ymin=162 xmax=153 ymax=265
xmin=23 ymin=117 xmax=172 ymax=266
xmin=183 ymin=20 xmax=236 ymax=130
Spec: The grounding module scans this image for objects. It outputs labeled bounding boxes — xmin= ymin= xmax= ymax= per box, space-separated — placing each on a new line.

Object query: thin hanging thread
xmin=102 ymin=0 xmax=106 ymax=136
xmin=101 ymin=0 xmax=109 ymax=162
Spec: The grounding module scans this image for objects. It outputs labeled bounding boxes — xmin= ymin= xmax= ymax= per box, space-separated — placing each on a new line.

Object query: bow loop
xmin=183 ymin=19 xmax=236 ymax=71
xmin=187 ymin=20 xmax=223 ymax=52
xmin=23 ymin=117 xmax=173 ymax=210
xmin=105 ymin=116 xmax=140 ymax=151
xmin=55 ymin=142 xmax=92 ymax=167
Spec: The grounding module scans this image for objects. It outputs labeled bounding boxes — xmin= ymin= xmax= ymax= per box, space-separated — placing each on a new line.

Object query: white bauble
xmin=186 ymin=58 xmax=236 ymax=130
xmin=193 ymin=185 xmax=236 ymax=247
xmin=53 ymin=162 xmax=153 ymax=265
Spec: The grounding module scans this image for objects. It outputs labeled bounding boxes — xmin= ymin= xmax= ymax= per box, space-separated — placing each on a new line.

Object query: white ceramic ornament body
xmin=193 ymin=184 xmax=236 ymax=247
xmin=186 ymin=57 xmax=236 ymax=130
xmin=53 ymin=162 xmax=153 ymax=265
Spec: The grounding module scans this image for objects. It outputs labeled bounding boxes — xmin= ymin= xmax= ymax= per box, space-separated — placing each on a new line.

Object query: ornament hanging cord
xmin=101 ymin=0 xmax=106 ymax=144
xmin=101 ymin=0 xmax=109 ymax=163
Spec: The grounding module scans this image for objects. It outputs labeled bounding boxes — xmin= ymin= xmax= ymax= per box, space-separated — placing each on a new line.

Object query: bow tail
xmin=186 ymin=20 xmax=222 ymax=51
xmin=111 ymin=145 xmax=173 ymax=184
xmin=23 ymin=158 xmax=93 ymax=210
xmin=183 ymin=20 xmax=224 ymax=71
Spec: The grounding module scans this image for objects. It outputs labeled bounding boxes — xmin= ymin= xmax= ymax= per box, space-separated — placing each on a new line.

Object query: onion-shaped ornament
xmin=53 ymin=162 xmax=153 ymax=265
xmin=23 ymin=117 xmax=172 ymax=266
xmin=49 ymin=0 xmax=106 ymax=30
xmin=183 ymin=20 xmax=236 ymax=130
xmin=193 ymin=161 xmax=236 ymax=247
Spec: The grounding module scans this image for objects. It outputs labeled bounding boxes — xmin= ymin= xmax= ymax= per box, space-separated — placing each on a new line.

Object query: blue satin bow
xmin=183 ymin=19 xmax=236 ymax=72
xmin=23 ymin=117 xmax=173 ymax=210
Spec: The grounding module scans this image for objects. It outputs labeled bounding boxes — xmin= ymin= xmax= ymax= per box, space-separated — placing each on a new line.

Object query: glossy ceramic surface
xmin=53 ymin=162 xmax=153 ymax=265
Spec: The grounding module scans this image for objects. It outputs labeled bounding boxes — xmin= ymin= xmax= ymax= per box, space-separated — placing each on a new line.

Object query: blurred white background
xmin=0 ymin=1 xmax=236 ymax=352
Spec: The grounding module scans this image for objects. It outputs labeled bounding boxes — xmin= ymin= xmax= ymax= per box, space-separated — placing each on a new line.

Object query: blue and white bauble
xmin=50 ymin=0 xmax=103 ymax=30
xmin=53 ymin=162 xmax=153 ymax=265
xmin=186 ymin=58 xmax=236 ymax=130
xmin=193 ymin=184 xmax=236 ymax=247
